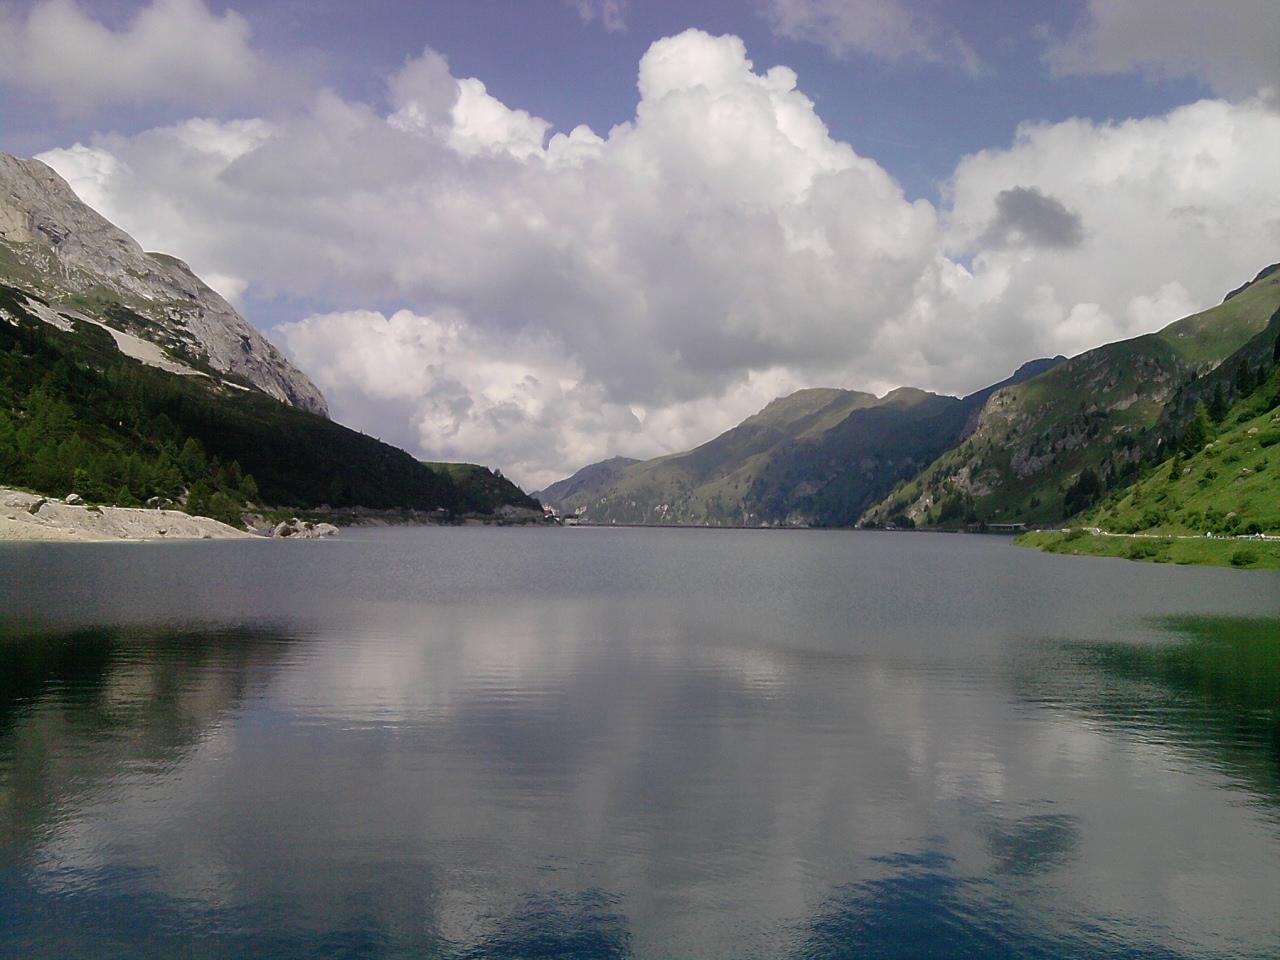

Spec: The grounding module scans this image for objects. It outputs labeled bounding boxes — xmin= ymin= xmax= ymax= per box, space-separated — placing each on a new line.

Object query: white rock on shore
xmin=0 ymin=488 xmax=250 ymax=542
xmin=271 ymin=518 xmax=339 ymax=539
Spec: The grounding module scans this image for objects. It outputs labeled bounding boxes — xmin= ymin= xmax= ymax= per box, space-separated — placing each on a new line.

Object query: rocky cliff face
xmin=0 ymin=153 xmax=327 ymax=416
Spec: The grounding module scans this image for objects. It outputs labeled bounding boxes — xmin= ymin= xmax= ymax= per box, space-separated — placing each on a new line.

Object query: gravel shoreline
xmin=0 ymin=488 xmax=251 ymax=542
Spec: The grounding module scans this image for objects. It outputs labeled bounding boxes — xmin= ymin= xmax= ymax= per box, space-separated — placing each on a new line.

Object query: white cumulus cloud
xmin=943 ymin=97 xmax=1280 ymax=358
xmin=0 ymin=0 xmax=269 ymax=112
xmin=278 ymin=308 xmax=834 ymax=489
xmin=31 ymin=29 xmax=1280 ymax=488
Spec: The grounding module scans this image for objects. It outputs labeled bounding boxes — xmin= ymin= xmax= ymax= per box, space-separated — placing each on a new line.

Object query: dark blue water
xmin=1 ymin=527 xmax=1278 ymax=959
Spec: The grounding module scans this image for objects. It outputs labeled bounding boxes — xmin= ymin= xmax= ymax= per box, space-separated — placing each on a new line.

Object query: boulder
xmin=271 ymin=518 xmax=338 ymax=539
xmin=65 ymin=493 xmax=85 ymax=506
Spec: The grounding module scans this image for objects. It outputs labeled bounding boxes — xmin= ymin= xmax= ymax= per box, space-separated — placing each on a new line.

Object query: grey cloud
xmin=760 ymin=0 xmax=982 ymax=74
xmin=568 ymin=0 xmax=629 ymax=33
xmin=386 ymin=47 xmax=459 ymax=124
xmin=979 ymin=187 xmax=1084 ymax=250
xmin=1047 ymin=0 xmax=1280 ymax=100
xmin=0 ymin=0 xmax=283 ymax=113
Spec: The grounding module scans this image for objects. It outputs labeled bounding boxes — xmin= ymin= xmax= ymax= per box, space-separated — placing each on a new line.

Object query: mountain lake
xmin=1 ymin=526 xmax=1278 ymax=959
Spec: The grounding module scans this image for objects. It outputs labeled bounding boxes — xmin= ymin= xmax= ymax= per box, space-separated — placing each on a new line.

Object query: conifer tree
xmin=1179 ymin=401 xmax=1213 ymax=456
xmin=1208 ymin=384 xmax=1228 ymax=422
xmin=0 ymin=412 xmax=17 ymax=478
xmin=1234 ymin=359 xmax=1255 ymax=395
xmin=178 ymin=437 xmax=208 ymax=483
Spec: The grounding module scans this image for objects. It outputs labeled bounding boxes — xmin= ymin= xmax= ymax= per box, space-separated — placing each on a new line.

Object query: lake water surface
xmin=2 ymin=528 xmax=1279 ymax=958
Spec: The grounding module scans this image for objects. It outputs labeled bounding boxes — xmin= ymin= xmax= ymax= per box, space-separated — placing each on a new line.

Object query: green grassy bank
xmin=1016 ymin=529 xmax=1280 ymax=569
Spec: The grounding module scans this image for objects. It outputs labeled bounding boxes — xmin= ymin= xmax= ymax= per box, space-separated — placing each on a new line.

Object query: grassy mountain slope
xmin=533 ymin=456 xmax=640 ymax=508
xmin=1080 ymin=365 xmax=1280 ymax=538
xmin=1152 ymin=299 xmax=1280 ymax=448
xmin=0 ymin=282 xmax=538 ymax=522
xmin=743 ymin=389 xmax=982 ymax=526
xmin=542 ymin=388 xmax=874 ymax=525
xmin=863 ymin=267 xmax=1280 ymax=529
xmin=1017 ymin=365 xmax=1280 ymax=568
xmin=540 ymin=360 xmax=1061 ymax=527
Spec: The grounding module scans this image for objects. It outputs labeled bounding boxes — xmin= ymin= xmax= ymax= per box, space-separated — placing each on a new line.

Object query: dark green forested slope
xmin=0 ymin=283 xmax=538 ymax=525
xmin=421 ymin=462 xmax=541 ymax=516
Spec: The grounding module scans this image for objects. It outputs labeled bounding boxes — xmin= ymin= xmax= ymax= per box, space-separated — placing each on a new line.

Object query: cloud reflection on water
xmin=2 ymin=531 xmax=1279 ymax=957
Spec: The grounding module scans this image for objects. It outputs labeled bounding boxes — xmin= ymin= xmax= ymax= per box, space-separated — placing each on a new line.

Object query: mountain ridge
xmin=863 ymin=264 xmax=1280 ymax=529
xmin=538 ymin=357 xmax=1063 ymax=527
xmin=542 ymin=265 xmax=1280 ymax=533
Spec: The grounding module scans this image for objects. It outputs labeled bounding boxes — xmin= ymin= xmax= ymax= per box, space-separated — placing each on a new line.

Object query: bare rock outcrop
xmin=0 ymin=153 xmax=327 ymax=416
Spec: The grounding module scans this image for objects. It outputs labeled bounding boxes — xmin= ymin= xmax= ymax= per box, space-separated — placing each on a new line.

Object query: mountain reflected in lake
xmin=2 ymin=528 xmax=1279 ymax=958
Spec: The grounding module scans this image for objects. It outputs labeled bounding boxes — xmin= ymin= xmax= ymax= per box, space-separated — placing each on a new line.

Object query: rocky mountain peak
xmin=0 ymin=153 xmax=327 ymax=416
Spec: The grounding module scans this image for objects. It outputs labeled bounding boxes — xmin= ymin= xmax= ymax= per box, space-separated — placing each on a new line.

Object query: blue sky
xmin=0 ymin=1 xmax=1275 ymax=486
xmin=2 ymin=0 xmax=1208 ymax=200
